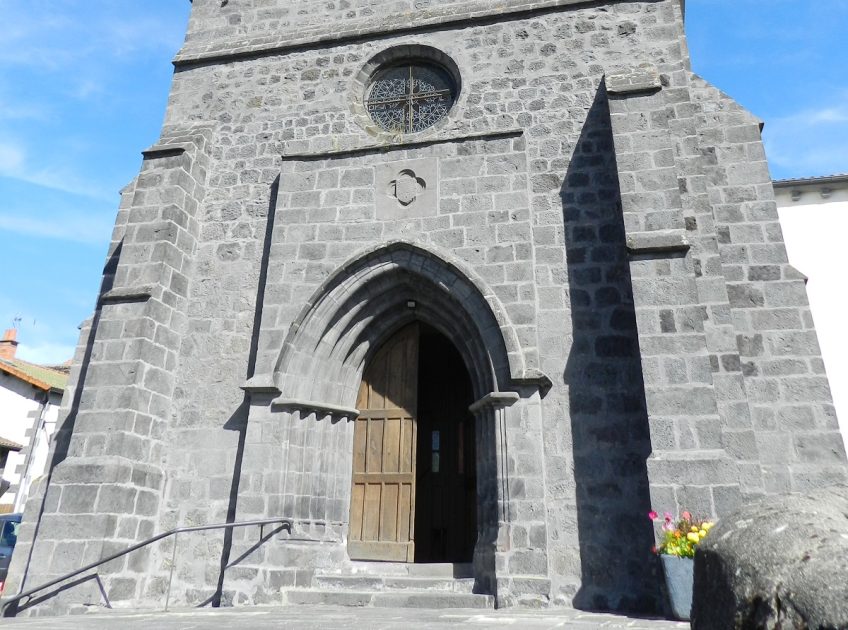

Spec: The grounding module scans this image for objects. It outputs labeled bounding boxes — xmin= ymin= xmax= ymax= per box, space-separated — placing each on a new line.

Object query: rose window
xmin=365 ymin=63 xmax=457 ymax=134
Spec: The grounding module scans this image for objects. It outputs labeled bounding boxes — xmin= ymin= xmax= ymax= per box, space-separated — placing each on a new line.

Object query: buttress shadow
xmin=561 ymin=85 xmax=661 ymax=615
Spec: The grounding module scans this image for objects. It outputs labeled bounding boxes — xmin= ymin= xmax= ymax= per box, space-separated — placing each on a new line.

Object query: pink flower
xmin=664 ymin=512 xmax=673 ymax=522
xmin=682 ymin=511 xmax=692 ymax=521
xmin=648 ymin=511 xmax=658 ymax=521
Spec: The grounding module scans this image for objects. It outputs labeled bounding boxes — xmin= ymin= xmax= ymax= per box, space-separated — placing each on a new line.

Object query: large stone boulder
xmin=692 ymin=485 xmax=848 ymax=629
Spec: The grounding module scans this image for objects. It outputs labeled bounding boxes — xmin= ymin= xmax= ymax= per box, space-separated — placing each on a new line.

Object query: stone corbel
xmin=605 ymin=62 xmax=663 ymax=96
xmin=242 ymin=376 xmax=359 ymax=421
xmin=99 ymin=285 xmax=155 ymax=305
xmin=141 ymin=143 xmax=191 ymax=160
xmin=626 ymin=229 xmax=690 ymax=255
xmin=270 ymin=396 xmax=360 ymax=422
xmin=241 ymin=374 xmax=281 ymax=396
xmin=511 ymin=369 xmax=553 ymax=398
xmin=469 ymin=391 xmax=520 ymax=415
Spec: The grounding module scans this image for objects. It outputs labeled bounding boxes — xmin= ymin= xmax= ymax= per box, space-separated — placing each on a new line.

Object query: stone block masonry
xmin=5 ymin=130 xmax=213 ymax=614
xmin=7 ymin=0 xmax=846 ymax=618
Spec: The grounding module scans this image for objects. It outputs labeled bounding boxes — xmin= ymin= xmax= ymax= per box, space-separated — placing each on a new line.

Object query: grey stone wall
xmin=690 ymin=77 xmax=847 ymax=494
xmin=7 ymin=0 xmax=845 ymax=618
xmin=177 ymin=0 xmax=673 ymax=63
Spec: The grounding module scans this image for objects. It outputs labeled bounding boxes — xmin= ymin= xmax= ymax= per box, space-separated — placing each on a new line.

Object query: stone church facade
xmin=7 ymin=0 xmax=847 ymax=616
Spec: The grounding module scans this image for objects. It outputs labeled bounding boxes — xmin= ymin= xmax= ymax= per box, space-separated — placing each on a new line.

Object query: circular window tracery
xmin=365 ymin=62 xmax=457 ymax=134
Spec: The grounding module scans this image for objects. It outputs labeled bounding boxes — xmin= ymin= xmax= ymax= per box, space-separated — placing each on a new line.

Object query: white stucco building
xmin=0 ymin=330 xmax=67 ymax=513
xmin=775 ymin=174 xmax=848 ymax=452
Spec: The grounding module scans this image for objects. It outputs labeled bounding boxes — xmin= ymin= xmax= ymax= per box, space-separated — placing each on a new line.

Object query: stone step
xmin=323 ymin=562 xmax=474 ymax=578
xmin=313 ymin=574 xmax=476 ymax=593
xmin=373 ymin=591 xmax=493 ymax=609
xmin=283 ymin=589 xmax=494 ymax=609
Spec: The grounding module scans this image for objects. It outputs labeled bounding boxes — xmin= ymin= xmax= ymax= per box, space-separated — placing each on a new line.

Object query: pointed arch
xmin=272 ymin=241 xmax=534 ymax=408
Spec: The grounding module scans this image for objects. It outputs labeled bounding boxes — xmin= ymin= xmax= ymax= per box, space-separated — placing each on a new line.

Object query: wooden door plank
xmin=369 ymin=346 xmax=387 ymax=410
xmin=383 ymin=417 xmax=401 ymax=474
xmin=399 ymin=483 xmax=412 ymax=543
xmin=406 ymin=327 xmax=419 ymax=558
xmin=349 ymin=483 xmax=365 ymax=542
xmin=362 ymin=483 xmax=381 ymax=541
xmin=352 ymin=418 xmax=367 ymax=474
xmin=348 ymin=541 xmax=412 ymax=562
xmin=366 ymin=419 xmax=384 ymax=474
xmin=358 ymin=409 xmax=410 ymax=419
xmin=400 ymin=416 xmax=413 ymax=474
xmin=386 ymin=337 xmax=405 ymax=411
xmin=409 ymin=415 xmax=417 ymax=544
xmin=380 ymin=483 xmax=399 ymax=542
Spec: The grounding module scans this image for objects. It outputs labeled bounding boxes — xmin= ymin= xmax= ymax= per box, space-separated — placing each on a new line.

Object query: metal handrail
xmin=1 ymin=517 xmax=293 ymax=616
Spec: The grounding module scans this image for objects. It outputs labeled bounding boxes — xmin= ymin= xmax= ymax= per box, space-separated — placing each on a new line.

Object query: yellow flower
xmin=687 ymin=532 xmax=700 ymax=543
xmin=703 ymin=522 xmax=714 ymax=531
xmin=699 ymin=529 xmax=707 ymax=537
xmin=691 ymin=526 xmax=699 ymax=533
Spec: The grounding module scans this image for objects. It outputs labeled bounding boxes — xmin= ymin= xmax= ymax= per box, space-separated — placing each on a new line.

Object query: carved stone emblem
xmin=389 ymin=169 xmax=426 ymax=207
xmin=375 ymin=158 xmax=438 ymax=220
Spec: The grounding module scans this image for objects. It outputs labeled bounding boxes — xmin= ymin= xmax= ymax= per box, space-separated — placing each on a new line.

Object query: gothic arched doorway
xmin=347 ymin=322 xmax=477 ymax=564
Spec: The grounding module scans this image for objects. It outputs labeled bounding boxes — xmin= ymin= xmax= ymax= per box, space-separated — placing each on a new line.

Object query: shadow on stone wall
xmin=207 ymin=176 xmax=281 ymax=608
xmin=562 ymin=87 xmax=661 ymax=614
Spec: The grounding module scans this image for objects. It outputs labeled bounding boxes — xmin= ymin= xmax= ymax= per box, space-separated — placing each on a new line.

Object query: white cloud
xmin=16 ymin=341 xmax=76 ymax=366
xmin=764 ymin=92 xmax=848 ymax=177
xmin=805 ymin=107 xmax=848 ymax=125
xmin=0 ymin=3 xmax=185 ymax=71
xmin=71 ymin=79 xmax=106 ymax=101
xmin=0 ymin=139 xmax=115 ymax=201
xmin=0 ymin=3 xmax=186 ymax=200
xmin=7 ymin=168 xmax=115 ymax=201
xmin=0 ymin=209 xmax=113 ymax=245
xmin=0 ymin=98 xmax=51 ymax=123
xmin=0 ymin=141 xmax=25 ymax=172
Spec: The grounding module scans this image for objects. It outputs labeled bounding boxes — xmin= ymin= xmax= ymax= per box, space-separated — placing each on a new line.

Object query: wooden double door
xmin=348 ymin=324 xmax=477 ymax=563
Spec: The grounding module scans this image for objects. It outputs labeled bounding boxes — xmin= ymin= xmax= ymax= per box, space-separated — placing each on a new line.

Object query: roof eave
xmin=0 ymin=362 xmax=55 ymax=393
xmin=773 ymin=174 xmax=848 ymax=188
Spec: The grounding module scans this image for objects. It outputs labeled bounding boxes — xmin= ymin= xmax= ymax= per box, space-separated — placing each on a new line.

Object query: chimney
xmin=0 ymin=329 xmax=18 ymax=360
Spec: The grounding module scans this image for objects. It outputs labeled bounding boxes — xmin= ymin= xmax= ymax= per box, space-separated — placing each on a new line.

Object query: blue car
xmin=0 ymin=513 xmax=21 ymax=594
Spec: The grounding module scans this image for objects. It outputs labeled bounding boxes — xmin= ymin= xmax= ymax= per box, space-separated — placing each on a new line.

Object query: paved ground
xmin=2 ymin=605 xmax=688 ymax=629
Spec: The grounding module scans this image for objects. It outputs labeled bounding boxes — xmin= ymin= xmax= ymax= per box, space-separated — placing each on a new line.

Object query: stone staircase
xmin=282 ymin=562 xmax=494 ymax=609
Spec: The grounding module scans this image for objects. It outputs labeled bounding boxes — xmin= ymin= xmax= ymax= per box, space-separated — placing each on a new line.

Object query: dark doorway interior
xmin=414 ymin=325 xmax=477 ymax=563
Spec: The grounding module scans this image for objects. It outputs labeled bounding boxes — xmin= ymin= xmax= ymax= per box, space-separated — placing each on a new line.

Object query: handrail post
xmin=164 ymin=531 xmax=179 ymax=613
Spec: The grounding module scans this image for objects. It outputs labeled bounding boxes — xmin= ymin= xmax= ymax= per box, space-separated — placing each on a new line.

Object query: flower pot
xmin=660 ymin=555 xmax=694 ymax=621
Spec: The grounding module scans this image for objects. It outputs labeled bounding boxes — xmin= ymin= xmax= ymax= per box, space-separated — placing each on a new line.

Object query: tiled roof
xmin=0 ymin=435 xmax=23 ymax=451
xmin=0 ymin=357 xmax=69 ymax=392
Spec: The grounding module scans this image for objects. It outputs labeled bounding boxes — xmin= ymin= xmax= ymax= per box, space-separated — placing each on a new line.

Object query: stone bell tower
xmin=7 ymin=0 xmax=846 ymax=617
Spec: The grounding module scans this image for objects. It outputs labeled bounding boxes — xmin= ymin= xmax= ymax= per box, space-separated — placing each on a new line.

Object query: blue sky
xmin=1 ymin=0 xmax=846 ymax=364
